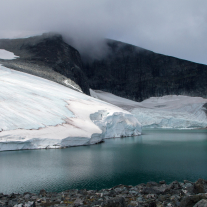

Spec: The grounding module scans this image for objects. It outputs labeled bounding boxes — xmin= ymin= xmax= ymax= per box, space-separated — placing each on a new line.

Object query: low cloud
xmin=0 ymin=0 xmax=207 ymax=64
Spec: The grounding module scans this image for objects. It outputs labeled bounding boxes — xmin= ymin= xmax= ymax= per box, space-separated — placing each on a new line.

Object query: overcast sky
xmin=0 ymin=0 xmax=207 ymax=64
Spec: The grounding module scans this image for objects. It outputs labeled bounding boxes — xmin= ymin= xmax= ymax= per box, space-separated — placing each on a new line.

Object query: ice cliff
xmin=90 ymin=89 xmax=207 ymax=129
xmin=0 ymin=50 xmax=141 ymax=152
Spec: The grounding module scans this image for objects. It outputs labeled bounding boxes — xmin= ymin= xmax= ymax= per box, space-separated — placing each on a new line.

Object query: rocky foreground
xmin=1 ymin=179 xmax=207 ymax=207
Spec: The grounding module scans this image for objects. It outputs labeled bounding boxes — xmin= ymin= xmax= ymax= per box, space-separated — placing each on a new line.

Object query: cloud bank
xmin=0 ymin=0 xmax=207 ymax=64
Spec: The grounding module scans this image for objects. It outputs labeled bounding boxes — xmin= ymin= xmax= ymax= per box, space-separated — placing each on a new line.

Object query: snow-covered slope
xmin=90 ymin=89 xmax=207 ymax=129
xmin=90 ymin=89 xmax=142 ymax=110
xmin=0 ymin=53 xmax=141 ymax=151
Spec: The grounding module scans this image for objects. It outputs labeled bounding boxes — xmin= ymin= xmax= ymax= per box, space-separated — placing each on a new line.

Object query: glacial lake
xmin=0 ymin=129 xmax=207 ymax=194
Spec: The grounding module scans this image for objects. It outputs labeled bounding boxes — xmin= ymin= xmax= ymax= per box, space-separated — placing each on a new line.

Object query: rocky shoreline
xmin=1 ymin=179 xmax=207 ymax=207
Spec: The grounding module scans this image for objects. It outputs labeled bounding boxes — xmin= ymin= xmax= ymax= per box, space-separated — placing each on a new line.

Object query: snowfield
xmin=0 ymin=60 xmax=141 ymax=151
xmin=90 ymin=89 xmax=207 ymax=129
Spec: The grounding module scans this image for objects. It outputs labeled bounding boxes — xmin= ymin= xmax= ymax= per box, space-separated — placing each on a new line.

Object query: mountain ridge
xmin=82 ymin=38 xmax=207 ymax=101
xmin=0 ymin=33 xmax=90 ymax=94
xmin=1 ymin=33 xmax=207 ymax=101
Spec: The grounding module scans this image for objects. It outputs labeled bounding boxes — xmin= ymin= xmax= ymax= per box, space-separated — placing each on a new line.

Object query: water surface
xmin=0 ymin=129 xmax=207 ymax=194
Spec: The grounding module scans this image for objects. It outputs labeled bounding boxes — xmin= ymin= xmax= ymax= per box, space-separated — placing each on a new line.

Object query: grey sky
xmin=0 ymin=0 xmax=207 ymax=64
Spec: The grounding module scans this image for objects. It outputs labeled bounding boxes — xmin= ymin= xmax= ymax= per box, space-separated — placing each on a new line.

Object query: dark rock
xmin=8 ymin=193 xmax=16 ymax=199
xmin=24 ymin=194 xmax=31 ymax=200
xmin=158 ymin=195 xmax=166 ymax=202
xmin=168 ymin=181 xmax=181 ymax=190
xmin=129 ymin=190 xmax=138 ymax=196
xmin=170 ymin=195 xmax=181 ymax=206
xmin=180 ymin=194 xmax=207 ymax=207
xmin=82 ymin=39 xmax=207 ymax=101
xmin=148 ymin=201 xmax=157 ymax=207
xmin=151 ymin=185 xmax=168 ymax=195
xmin=102 ymin=197 xmax=126 ymax=207
xmin=140 ymin=187 xmax=161 ymax=195
xmin=183 ymin=183 xmax=195 ymax=195
xmin=108 ymin=190 xmax=116 ymax=197
xmin=194 ymin=179 xmax=207 ymax=194
xmin=39 ymin=189 xmax=47 ymax=196
xmin=146 ymin=182 xmax=159 ymax=187
xmin=159 ymin=180 xmax=166 ymax=185
xmin=184 ymin=180 xmax=194 ymax=184
xmin=193 ymin=199 xmax=207 ymax=207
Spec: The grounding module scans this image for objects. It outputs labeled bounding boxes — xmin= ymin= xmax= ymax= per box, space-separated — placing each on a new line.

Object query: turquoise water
xmin=0 ymin=129 xmax=207 ymax=194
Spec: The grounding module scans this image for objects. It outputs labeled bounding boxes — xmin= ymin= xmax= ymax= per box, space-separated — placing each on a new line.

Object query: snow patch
xmin=90 ymin=89 xmax=141 ymax=110
xmin=0 ymin=49 xmax=19 ymax=59
xmin=63 ymin=79 xmax=82 ymax=93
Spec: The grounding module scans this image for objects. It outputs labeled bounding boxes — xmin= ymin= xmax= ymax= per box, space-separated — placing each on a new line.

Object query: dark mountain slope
xmin=0 ymin=33 xmax=89 ymax=94
xmin=1 ymin=34 xmax=206 ymax=101
xmin=82 ymin=39 xmax=207 ymax=101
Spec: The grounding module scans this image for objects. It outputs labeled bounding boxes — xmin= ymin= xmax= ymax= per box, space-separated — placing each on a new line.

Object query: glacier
xmin=0 ymin=51 xmax=141 ymax=151
xmin=90 ymin=89 xmax=207 ymax=129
